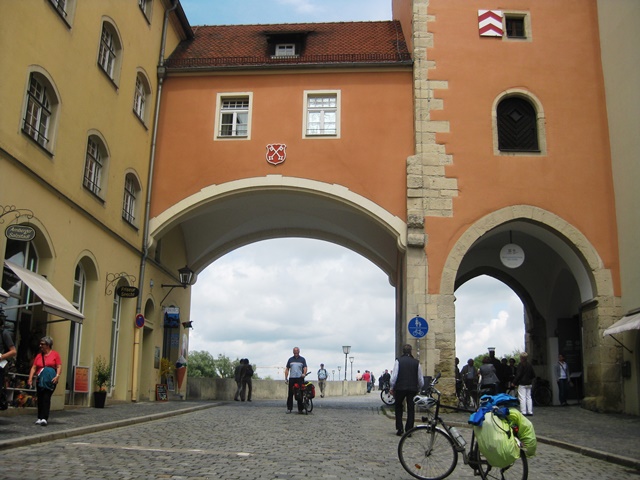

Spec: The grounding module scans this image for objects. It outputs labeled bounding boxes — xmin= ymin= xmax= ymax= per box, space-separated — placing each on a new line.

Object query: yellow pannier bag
xmin=473 ymin=411 xmax=521 ymax=468
xmin=507 ymin=409 xmax=537 ymax=457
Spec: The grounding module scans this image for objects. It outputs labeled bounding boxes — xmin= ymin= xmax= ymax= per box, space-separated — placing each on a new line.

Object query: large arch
xmin=149 ymin=176 xmax=407 ymax=285
xmin=435 ymin=206 xmax=621 ymax=411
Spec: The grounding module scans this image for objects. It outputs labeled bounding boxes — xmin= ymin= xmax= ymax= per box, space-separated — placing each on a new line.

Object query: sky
xmin=181 ymin=0 xmax=525 ymax=381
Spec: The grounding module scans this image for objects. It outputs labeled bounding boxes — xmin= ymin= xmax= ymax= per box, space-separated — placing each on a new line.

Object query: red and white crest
xmin=266 ymin=143 xmax=287 ymax=165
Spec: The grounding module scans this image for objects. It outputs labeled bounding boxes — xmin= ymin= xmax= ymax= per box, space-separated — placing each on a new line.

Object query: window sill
xmin=98 ymin=65 xmax=119 ymax=91
xmin=82 ymin=186 xmax=105 ymax=204
xmin=21 ymin=131 xmax=54 ymax=158
xmin=133 ymin=111 xmax=149 ymax=130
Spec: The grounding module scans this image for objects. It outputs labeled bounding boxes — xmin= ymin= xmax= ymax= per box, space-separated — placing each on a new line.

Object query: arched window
xmin=98 ymin=21 xmax=123 ymax=84
xmin=497 ymin=96 xmax=539 ymax=152
xmin=67 ymin=263 xmax=86 ymax=390
xmin=133 ymin=72 xmax=152 ymax=124
xmin=122 ymin=172 xmax=141 ymax=227
xmin=83 ymin=134 xmax=109 ymax=199
xmin=22 ymin=72 xmax=59 ymax=150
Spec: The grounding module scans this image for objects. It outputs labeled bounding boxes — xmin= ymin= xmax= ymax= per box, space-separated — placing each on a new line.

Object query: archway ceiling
xmin=167 ymin=190 xmax=402 ymax=284
xmin=457 ymin=220 xmax=594 ymax=304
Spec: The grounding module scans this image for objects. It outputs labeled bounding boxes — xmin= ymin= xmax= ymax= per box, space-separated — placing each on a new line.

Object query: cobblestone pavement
xmin=0 ymin=394 xmax=638 ymax=479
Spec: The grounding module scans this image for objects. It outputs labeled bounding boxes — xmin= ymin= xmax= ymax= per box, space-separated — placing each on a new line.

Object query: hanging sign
xmin=116 ymin=285 xmax=139 ymax=298
xmin=5 ymin=224 xmax=36 ymax=242
xmin=500 ymin=243 xmax=525 ymax=269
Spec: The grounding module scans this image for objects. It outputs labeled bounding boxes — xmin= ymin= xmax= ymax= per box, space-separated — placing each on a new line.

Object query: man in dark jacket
xmin=390 ymin=344 xmax=424 ymax=436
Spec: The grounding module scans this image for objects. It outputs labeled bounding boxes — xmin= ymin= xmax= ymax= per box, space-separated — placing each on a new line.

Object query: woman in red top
xmin=27 ymin=336 xmax=62 ymax=426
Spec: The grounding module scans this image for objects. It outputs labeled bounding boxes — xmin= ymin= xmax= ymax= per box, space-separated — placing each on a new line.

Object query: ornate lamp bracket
xmin=105 ymin=272 xmax=137 ymax=296
xmin=1 ymin=205 xmax=35 ymax=224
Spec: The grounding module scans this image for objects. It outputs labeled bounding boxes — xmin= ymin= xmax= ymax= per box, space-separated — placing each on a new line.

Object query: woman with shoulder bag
xmin=27 ymin=336 xmax=62 ymax=426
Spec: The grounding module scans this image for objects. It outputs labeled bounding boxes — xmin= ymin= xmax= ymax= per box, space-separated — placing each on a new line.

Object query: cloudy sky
xmin=182 ymin=0 xmax=525 ymax=381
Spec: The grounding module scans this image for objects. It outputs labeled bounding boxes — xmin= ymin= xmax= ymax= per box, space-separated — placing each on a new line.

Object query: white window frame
xmin=110 ymin=290 xmax=122 ymax=391
xmin=303 ymin=90 xmax=341 ymax=139
xmin=275 ymin=43 xmax=296 ymax=57
xmin=83 ymin=136 xmax=107 ymax=198
xmin=23 ymin=74 xmax=52 ymax=148
xmin=138 ymin=0 xmax=153 ymax=22
xmin=122 ymin=173 xmax=140 ymax=226
xmin=214 ymin=92 xmax=253 ymax=140
xmin=133 ymin=72 xmax=151 ymax=124
xmin=47 ymin=0 xmax=76 ymax=26
xmin=67 ymin=263 xmax=86 ymax=392
xmin=98 ymin=21 xmax=122 ymax=83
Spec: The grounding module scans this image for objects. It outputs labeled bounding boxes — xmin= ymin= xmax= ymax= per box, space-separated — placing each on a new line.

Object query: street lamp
xmin=338 ymin=366 xmax=341 ymax=380
xmin=332 ymin=369 xmax=335 ymax=381
xmin=342 ymin=345 xmax=351 ymax=381
xmin=160 ymin=265 xmax=195 ymax=304
xmin=349 ymin=356 xmax=354 ymax=380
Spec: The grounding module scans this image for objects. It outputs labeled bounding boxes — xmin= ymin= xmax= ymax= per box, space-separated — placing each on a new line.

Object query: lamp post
xmin=342 ymin=345 xmax=351 ymax=381
xmin=349 ymin=356 xmax=354 ymax=380
xmin=160 ymin=265 xmax=195 ymax=304
xmin=332 ymin=369 xmax=335 ymax=381
xmin=337 ymin=366 xmax=341 ymax=380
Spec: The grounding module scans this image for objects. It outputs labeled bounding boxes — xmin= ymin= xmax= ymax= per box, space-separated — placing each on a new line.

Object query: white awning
xmin=3 ymin=260 xmax=84 ymax=324
xmin=603 ymin=312 xmax=640 ymax=337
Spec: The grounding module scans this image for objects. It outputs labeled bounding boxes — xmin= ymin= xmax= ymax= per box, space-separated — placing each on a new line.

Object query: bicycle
xmin=532 ymin=377 xmax=552 ymax=406
xmin=292 ymin=374 xmax=315 ymax=414
xmin=398 ymin=373 xmax=528 ymax=480
xmin=456 ymin=379 xmax=476 ymax=411
xmin=381 ymin=381 xmax=396 ymax=406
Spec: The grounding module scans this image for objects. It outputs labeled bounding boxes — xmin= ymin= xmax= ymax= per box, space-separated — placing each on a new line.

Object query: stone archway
xmin=436 ymin=206 xmax=621 ymax=411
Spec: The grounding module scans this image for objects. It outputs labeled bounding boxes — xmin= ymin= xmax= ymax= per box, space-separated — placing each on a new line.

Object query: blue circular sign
xmin=135 ymin=314 xmax=145 ymax=328
xmin=408 ymin=316 xmax=428 ymax=338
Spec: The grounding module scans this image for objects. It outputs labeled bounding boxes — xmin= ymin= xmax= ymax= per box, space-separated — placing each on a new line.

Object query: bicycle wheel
xmin=381 ymin=389 xmax=395 ymax=406
xmin=398 ymin=426 xmax=457 ymax=480
xmin=477 ymin=449 xmax=527 ymax=480
xmin=533 ymin=386 xmax=552 ymax=406
xmin=307 ymin=396 xmax=313 ymax=413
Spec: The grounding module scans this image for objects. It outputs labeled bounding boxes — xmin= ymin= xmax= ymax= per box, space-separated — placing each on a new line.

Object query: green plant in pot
xmin=93 ymin=355 xmax=111 ymax=408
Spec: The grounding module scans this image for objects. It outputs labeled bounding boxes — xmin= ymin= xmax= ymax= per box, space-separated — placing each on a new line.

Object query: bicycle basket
xmin=414 ymin=395 xmax=436 ymax=410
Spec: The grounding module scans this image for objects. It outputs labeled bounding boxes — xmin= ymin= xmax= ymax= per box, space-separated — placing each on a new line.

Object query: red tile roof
xmin=166 ymin=21 xmax=411 ymax=70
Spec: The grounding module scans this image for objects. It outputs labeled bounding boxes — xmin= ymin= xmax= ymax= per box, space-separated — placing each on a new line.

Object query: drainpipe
xmin=132 ymin=0 xmax=179 ymax=402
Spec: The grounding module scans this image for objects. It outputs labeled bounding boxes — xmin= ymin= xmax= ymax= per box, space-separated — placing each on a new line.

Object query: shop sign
xmin=5 ymin=224 xmax=36 ymax=242
xmin=116 ymin=285 xmax=139 ymax=298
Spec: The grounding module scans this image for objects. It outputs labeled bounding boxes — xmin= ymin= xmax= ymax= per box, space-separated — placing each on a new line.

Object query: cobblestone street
xmin=0 ymin=394 xmax=638 ymax=479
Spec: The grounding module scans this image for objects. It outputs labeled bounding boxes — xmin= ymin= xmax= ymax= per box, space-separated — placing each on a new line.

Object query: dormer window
xmin=275 ymin=43 xmax=296 ymax=57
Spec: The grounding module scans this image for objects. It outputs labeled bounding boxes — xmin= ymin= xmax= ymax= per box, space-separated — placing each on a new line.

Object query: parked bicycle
xmin=380 ymin=381 xmax=396 ymax=406
xmin=456 ymin=379 xmax=476 ymax=411
xmin=532 ymin=377 xmax=552 ymax=406
xmin=292 ymin=373 xmax=315 ymax=414
xmin=398 ymin=373 xmax=528 ymax=480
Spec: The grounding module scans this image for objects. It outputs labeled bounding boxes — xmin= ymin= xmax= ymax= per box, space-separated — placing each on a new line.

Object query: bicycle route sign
xmin=408 ymin=316 xmax=428 ymax=338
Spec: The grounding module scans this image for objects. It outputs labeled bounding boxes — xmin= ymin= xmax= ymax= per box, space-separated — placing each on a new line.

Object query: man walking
xmin=317 ymin=363 xmax=328 ymax=398
xmin=285 ymin=347 xmax=307 ymax=413
xmin=390 ymin=344 xmax=424 ymax=436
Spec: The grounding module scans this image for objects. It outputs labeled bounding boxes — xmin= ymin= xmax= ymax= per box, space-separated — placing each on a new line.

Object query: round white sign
xmin=500 ymin=243 xmax=525 ymax=269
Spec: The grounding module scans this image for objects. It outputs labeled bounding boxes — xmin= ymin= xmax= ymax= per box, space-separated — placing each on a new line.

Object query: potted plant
xmin=93 ymin=355 xmax=111 ymax=408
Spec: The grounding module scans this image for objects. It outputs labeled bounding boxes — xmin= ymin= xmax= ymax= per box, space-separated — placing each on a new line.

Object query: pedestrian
xmin=487 ymin=347 xmax=506 ymax=393
xmin=478 ymin=356 xmax=500 ymax=396
xmin=317 ymin=363 xmax=328 ymax=398
xmin=26 ymin=336 xmax=62 ymax=426
xmin=234 ymin=359 xmax=246 ymax=401
xmin=284 ymin=346 xmax=307 ymax=413
xmin=512 ymin=352 xmax=536 ymax=416
xmin=0 ymin=311 xmax=17 ymax=410
xmin=554 ymin=353 xmax=572 ymax=406
xmin=454 ymin=357 xmax=461 ymax=398
xmin=355 ymin=370 xmax=362 ymax=381
xmin=242 ymin=359 xmax=254 ymax=402
xmin=362 ymin=370 xmax=371 ymax=392
xmin=390 ymin=344 xmax=424 ymax=436
xmin=381 ymin=369 xmax=391 ymax=388
xmin=460 ymin=358 xmax=477 ymax=402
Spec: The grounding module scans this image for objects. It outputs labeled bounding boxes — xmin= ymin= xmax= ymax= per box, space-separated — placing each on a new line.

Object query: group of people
xmin=0 ymin=315 xmax=61 ymax=426
xmin=355 ymin=369 xmax=377 ymax=392
xmin=233 ymin=358 xmax=254 ymax=402
xmin=457 ymin=347 xmax=573 ymax=417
